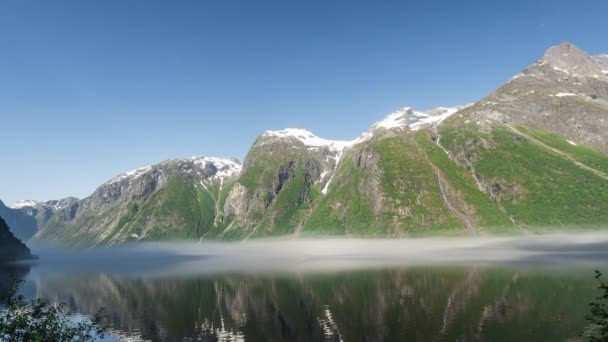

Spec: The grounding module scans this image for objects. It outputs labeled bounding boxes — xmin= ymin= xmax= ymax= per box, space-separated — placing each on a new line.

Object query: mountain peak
xmin=541 ymin=41 xmax=602 ymax=76
xmin=10 ymin=200 xmax=40 ymax=209
xmin=261 ymin=127 xmax=355 ymax=150
xmin=370 ymin=106 xmax=464 ymax=132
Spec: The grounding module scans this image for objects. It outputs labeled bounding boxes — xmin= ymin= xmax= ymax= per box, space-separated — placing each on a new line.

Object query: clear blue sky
xmin=1 ymin=0 xmax=607 ymax=205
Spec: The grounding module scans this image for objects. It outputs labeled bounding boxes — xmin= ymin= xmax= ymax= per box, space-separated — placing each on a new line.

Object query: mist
xmin=26 ymin=232 xmax=608 ymax=277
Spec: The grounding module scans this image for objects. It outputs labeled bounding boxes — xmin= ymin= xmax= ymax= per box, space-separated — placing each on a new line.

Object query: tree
xmin=0 ymin=277 xmax=106 ymax=341
xmin=585 ymin=270 xmax=608 ymax=342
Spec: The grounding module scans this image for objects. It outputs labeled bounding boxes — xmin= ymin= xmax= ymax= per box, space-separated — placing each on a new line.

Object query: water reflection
xmin=25 ymin=266 xmax=595 ymax=342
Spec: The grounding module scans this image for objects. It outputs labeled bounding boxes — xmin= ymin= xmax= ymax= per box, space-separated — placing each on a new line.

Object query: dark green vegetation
xmin=0 ymin=217 xmax=33 ymax=263
xmin=28 ymin=266 xmax=599 ymax=341
xmin=0 ymin=277 xmax=106 ymax=342
xmin=584 ymin=271 xmax=608 ymax=341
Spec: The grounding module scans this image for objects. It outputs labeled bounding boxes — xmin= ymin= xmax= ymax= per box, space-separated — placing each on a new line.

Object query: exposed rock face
xmin=593 ymin=54 xmax=608 ymax=73
xmin=218 ymin=128 xmax=352 ymax=237
xmin=543 ymin=41 xmax=604 ymax=77
xmin=448 ymin=41 xmax=608 ymax=153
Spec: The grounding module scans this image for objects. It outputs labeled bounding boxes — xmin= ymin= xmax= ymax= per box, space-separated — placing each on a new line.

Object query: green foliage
xmin=585 ymin=270 xmax=608 ymax=341
xmin=0 ymin=278 xmax=106 ymax=341
xmin=443 ymin=127 xmax=608 ymax=228
xmin=306 ymin=137 xmax=464 ymax=236
xmin=373 ymin=137 xmax=461 ymax=233
xmin=415 ymin=131 xmax=513 ymax=231
xmin=303 ymin=157 xmax=375 ymax=235
xmin=517 ymin=126 xmax=608 ymax=175
xmin=481 ymin=129 xmax=608 ymax=226
xmin=265 ymin=166 xmax=307 ymax=234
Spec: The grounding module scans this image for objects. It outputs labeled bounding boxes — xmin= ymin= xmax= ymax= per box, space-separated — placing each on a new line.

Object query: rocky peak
xmin=541 ymin=41 xmax=603 ymax=77
xmin=190 ymin=157 xmax=242 ymax=179
xmin=369 ymin=106 xmax=465 ymax=134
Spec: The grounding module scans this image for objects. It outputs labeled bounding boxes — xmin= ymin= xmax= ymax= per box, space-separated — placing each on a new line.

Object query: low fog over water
xmin=28 ymin=232 xmax=608 ymax=277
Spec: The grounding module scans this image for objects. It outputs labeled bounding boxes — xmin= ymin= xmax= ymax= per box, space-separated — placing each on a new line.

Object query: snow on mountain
xmin=551 ymin=93 xmax=578 ymax=97
xmin=104 ymin=157 xmax=242 ymax=187
xmin=10 ymin=198 xmax=78 ymax=214
xmin=191 ymin=157 xmax=242 ymax=179
xmin=262 ymin=128 xmax=355 ymax=151
xmin=10 ymin=200 xmax=41 ymax=209
xmin=105 ymin=165 xmax=153 ymax=185
xmin=371 ymin=106 xmax=466 ymax=132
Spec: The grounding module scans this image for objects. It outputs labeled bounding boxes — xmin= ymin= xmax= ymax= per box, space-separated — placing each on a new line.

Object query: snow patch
xmin=191 ymin=157 xmax=242 ymax=180
xmin=106 ymin=166 xmax=153 ymax=185
xmin=262 ymin=128 xmax=355 ymax=151
xmin=552 ymin=66 xmax=571 ymax=75
xmin=371 ymin=106 xmax=464 ymax=132
xmin=550 ymin=92 xmax=577 ymax=97
xmin=10 ymin=200 xmax=40 ymax=209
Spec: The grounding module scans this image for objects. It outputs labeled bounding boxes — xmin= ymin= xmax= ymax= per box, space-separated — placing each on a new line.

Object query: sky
xmin=1 ymin=0 xmax=607 ymax=205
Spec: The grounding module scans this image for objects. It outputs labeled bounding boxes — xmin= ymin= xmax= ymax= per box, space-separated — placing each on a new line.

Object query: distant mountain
xmin=0 ymin=216 xmax=34 ymax=263
xmin=34 ymin=157 xmax=241 ymax=246
xmin=0 ymin=200 xmax=38 ymax=242
xmin=4 ymin=41 xmax=608 ymax=246
xmin=0 ymin=197 xmax=79 ymax=242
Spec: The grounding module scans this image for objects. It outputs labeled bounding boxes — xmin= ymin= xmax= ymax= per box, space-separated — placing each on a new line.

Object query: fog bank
xmin=28 ymin=232 xmax=608 ymax=277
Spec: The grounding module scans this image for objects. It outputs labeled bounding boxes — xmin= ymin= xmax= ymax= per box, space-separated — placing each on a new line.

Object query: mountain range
xmin=3 ymin=41 xmax=608 ymax=247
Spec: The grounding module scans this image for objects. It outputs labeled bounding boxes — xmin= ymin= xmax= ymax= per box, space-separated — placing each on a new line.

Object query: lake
xmin=5 ymin=234 xmax=608 ymax=341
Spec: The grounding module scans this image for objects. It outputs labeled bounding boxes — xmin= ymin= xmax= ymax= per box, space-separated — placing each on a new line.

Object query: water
xmin=4 ymin=235 xmax=608 ymax=341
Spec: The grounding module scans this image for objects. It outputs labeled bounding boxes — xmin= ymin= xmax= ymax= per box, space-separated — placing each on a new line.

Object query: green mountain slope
xmin=438 ymin=125 xmax=608 ymax=229
xmin=4 ymin=42 xmax=608 ymax=246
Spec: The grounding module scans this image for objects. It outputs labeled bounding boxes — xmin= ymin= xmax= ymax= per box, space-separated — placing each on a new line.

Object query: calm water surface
xmin=4 ymin=236 xmax=608 ymax=341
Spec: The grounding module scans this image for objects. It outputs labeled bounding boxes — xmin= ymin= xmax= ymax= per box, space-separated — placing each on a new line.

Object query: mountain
xmin=0 ymin=200 xmax=38 ymax=242
xmin=0 ymin=197 xmax=80 ymax=242
xmin=5 ymin=41 xmax=608 ymax=246
xmin=33 ymin=157 xmax=241 ymax=246
xmin=450 ymin=41 xmax=608 ymax=153
xmin=0 ymin=216 xmax=34 ymax=263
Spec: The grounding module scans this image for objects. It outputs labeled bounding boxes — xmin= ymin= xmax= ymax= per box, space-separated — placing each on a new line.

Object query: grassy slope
xmin=40 ymin=175 xmax=222 ymax=246
xmin=304 ymin=136 xmax=463 ymax=236
xmin=303 ymin=157 xmax=376 ymax=235
xmin=414 ymin=131 xmax=513 ymax=233
xmin=516 ymin=126 xmax=608 ymax=175
xmin=440 ymin=126 xmax=608 ymax=229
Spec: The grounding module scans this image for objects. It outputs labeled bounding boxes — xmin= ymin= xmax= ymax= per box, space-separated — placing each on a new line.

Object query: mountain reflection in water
xmin=12 ymin=235 xmax=608 ymax=341
xmin=21 ymin=267 xmax=596 ymax=342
